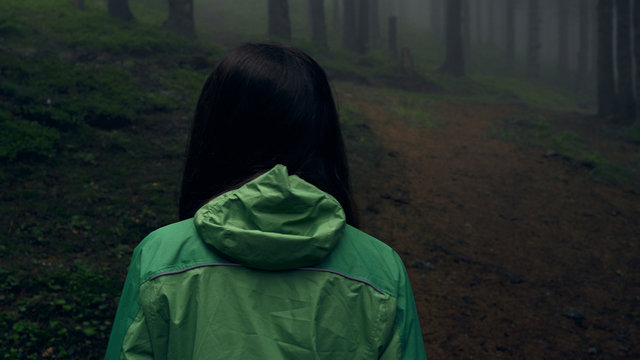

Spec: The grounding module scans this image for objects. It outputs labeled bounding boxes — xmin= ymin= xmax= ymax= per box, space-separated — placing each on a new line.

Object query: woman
xmin=106 ymin=43 xmax=426 ymax=359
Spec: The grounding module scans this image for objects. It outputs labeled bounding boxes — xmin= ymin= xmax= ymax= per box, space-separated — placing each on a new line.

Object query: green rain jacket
xmin=106 ymin=165 xmax=427 ymax=359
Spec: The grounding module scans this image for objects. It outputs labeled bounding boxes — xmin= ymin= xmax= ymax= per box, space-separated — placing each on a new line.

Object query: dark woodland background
xmin=1 ymin=0 xmax=639 ymax=359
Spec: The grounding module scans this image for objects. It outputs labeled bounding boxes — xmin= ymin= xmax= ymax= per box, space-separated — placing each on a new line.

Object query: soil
xmin=336 ymin=82 xmax=640 ymax=359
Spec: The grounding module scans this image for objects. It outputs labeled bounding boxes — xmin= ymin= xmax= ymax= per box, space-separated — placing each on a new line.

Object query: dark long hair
xmin=179 ymin=43 xmax=358 ymax=226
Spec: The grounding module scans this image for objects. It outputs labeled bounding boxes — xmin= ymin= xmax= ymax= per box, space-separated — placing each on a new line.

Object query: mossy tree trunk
xmin=268 ymin=0 xmax=291 ymax=40
xmin=165 ymin=0 xmax=196 ymax=39
xmin=108 ymin=0 xmax=134 ymax=21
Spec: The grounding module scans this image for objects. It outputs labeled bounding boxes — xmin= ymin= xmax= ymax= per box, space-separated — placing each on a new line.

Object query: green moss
xmin=492 ymin=115 xmax=633 ymax=185
xmin=0 ymin=118 xmax=60 ymax=161
xmin=621 ymin=122 xmax=640 ymax=143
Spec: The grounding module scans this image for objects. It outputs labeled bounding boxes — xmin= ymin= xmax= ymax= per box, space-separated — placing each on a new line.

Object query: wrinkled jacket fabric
xmin=106 ymin=165 xmax=427 ymax=359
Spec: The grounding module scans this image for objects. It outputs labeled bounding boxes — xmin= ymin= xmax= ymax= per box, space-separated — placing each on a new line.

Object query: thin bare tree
xmin=108 ymin=0 xmax=134 ymax=21
xmin=615 ymin=0 xmax=635 ymax=122
xmin=268 ymin=0 xmax=291 ymax=40
xmin=165 ymin=0 xmax=196 ymax=38
xmin=440 ymin=0 xmax=465 ymax=76
xmin=597 ymin=0 xmax=616 ymax=117
xmin=309 ymin=0 xmax=328 ymax=50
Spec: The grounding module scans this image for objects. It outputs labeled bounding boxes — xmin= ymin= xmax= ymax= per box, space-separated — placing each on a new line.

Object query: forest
xmin=0 ymin=0 xmax=639 ymax=358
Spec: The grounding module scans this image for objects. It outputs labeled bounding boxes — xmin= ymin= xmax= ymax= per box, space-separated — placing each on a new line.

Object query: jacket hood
xmin=194 ymin=165 xmax=346 ymax=270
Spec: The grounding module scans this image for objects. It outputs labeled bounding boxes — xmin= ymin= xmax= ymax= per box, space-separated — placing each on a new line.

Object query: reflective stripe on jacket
xmin=106 ymin=165 xmax=427 ymax=359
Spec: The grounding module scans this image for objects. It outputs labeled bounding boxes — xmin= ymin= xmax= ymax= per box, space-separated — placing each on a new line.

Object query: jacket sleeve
xmin=379 ymin=253 xmax=427 ymax=360
xmin=105 ymin=247 xmax=152 ymax=359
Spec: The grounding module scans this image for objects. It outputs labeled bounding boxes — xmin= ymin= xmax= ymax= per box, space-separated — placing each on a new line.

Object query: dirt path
xmin=338 ymin=83 xmax=640 ymax=359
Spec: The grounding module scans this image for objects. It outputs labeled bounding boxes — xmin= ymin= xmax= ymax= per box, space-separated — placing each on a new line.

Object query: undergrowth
xmin=0 ymin=0 xmax=212 ymax=358
xmin=492 ymin=115 xmax=633 ymax=186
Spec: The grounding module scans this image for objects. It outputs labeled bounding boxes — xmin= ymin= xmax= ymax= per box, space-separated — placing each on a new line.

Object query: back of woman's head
xmin=179 ymin=43 xmax=357 ymax=225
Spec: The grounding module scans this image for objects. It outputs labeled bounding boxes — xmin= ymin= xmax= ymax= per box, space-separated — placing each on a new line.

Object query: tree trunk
xmin=370 ymin=0 xmax=381 ymax=47
xmin=389 ymin=15 xmax=398 ymax=58
xmin=309 ymin=0 xmax=328 ymax=50
xmin=597 ymin=0 xmax=616 ymax=117
xmin=165 ymin=0 xmax=196 ymax=38
xmin=439 ymin=0 xmax=465 ymax=76
xmin=268 ymin=0 xmax=291 ymax=40
xmin=332 ymin=0 xmax=340 ymax=31
xmin=557 ymin=1 xmax=570 ymax=76
xmin=615 ymin=0 xmax=636 ymax=122
xmin=73 ymin=0 xmax=85 ymax=10
xmin=505 ymin=0 xmax=516 ymax=66
xmin=430 ymin=0 xmax=442 ymax=35
xmin=635 ymin=0 xmax=640 ymax=122
xmin=475 ymin=0 xmax=483 ymax=43
xmin=526 ymin=0 xmax=540 ymax=79
xmin=488 ymin=0 xmax=495 ymax=45
xmin=398 ymin=0 xmax=408 ymax=22
xmin=108 ymin=0 xmax=134 ymax=21
xmin=343 ymin=0 xmax=357 ymax=51
xmin=355 ymin=0 xmax=370 ymax=54
xmin=577 ymin=0 xmax=589 ymax=90
xmin=461 ymin=0 xmax=470 ymax=54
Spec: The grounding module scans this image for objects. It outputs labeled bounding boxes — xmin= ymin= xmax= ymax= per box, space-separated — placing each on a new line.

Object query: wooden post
xmin=400 ymin=47 xmax=414 ymax=75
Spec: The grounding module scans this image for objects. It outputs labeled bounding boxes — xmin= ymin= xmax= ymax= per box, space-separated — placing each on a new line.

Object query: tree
xmin=526 ymin=0 xmax=540 ymax=79
xmin=342 ymin=0 xmax=357 ymax=51
xmin=165 ymin=0 xmax=196 ymax=38
xmin=370 ymin=0 xmax=381 ymax=47
xmin=577 ymin=0 xmax=590 ymax=89
xmin=487 ymin=0 xmax=495 ymax=45
xmin=268 ymin=0 xmax=291 ymax=40
xmin=597 ymin=0 xmax=616 ymax=117
xmin=439 ymin=0 xmax=465 ymax=76
xmin=615 ymin=0 xmax=635 ymax=122
xmin=475 ymin=0 xmax=483 ymax=43
xmin=355 ymin=0 xmax=370 ymax=54
xmin=430 ymin=0 xmax=443 ymax=35
xmin=461 ymin=0 xmax=470 ymax=53
xmin=333 ymin=0 xmax=340 ymax=31
xmin=635 ymin=0 xmax=640 ymax=121
xmin=309 ymin=0 xmax=328 ymax=50
xmin=388 ymin=16 xmax=398 ymax=58
xmin=505 ymin=0 xmax=516 ymax=67
xmin=108 ymin=0 xmax=134 ymax=21
xmin=557 ymin=0 xmax=570 ymax=76
xmin=72 ymin=0 xmax=85 ymax=10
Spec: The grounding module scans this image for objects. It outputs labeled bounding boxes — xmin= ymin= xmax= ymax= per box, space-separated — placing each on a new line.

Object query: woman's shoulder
xmin=318 ymin=225 xmax=409 ymax=298
xmin=133 ymin=218 xmax=225 ymax=283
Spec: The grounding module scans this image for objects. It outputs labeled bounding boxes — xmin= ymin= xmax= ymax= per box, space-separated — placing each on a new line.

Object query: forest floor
xmin=335 ymin=82 xmax=640 ymax=359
